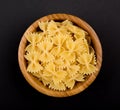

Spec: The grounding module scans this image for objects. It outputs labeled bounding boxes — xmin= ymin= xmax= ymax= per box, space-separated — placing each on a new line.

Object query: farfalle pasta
xmin=24 ymin=20 xmax=97 ymax=91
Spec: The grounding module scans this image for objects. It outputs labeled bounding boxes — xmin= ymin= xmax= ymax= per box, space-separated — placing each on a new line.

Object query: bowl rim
xmin=18 ymin=13 xmax=102 ymax=97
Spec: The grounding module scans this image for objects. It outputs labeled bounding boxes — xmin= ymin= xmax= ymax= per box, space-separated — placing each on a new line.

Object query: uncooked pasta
xmin=24 ymin=20 xmax=97 ymax=91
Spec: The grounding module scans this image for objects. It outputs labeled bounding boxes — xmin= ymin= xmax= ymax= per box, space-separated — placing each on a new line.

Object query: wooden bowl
xmin=18 ymin=13 xmax=102 ymax=97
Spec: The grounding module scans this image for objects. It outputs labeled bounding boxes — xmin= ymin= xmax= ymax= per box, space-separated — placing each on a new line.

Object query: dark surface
xmin=0 ymin=0 xmax=120 ymax=109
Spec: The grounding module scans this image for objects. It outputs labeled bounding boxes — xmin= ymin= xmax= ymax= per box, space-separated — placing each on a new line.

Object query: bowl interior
xmin=18 ymin=13 xmax=102 ymax=97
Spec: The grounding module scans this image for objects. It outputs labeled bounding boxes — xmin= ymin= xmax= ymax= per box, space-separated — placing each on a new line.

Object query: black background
xmin=0 ymin=0 xmax=120 ymax=109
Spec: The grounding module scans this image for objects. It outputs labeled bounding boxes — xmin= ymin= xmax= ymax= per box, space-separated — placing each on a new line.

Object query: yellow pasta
xmin=49 ymin=82 xmax=66 ymax=91
xmin=50 ymin=46 xmax=65 ymax=57
xmin=24 ymin=20 xmax=97 ymax=91
xmin=38 ymin=21 xmax=48 ymax=32
xmin=24 ymin=51 xmax=43 ymax=73
xmin=60 ymin=51 xmax=76 ymax=63
xmin=37 ymin=39 xmax=55 ymax=63
xmin=24 ymin=51 xmax=39 ymax=62
xmin=67 ymin=64 xmax=80 ymax=76
xmin=64 ymin=79 xmax=75 ymax=89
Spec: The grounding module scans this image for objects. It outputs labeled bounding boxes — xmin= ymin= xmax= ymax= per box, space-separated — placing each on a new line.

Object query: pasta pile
xmin=24 ymin=20 xmax=97 ymax=91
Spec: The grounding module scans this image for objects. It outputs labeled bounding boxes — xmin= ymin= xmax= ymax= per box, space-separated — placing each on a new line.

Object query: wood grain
xmin=18 ymin=13 xmax=102 ymax=97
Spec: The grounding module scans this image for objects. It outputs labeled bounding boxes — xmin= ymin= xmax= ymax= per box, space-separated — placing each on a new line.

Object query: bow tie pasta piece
xmin=24 ymin=51 xmax=43 ymax=73
xmin=25 ymin=32 xmax=43 ymax=52
xmin=37 ymin=39 xmax=55 ymax=63
xmin=67 ymin=64 xmax=80 ymax=76
xmin=77 ymin=53 xmax=93 ymax=65
xmin=52 ymin=70 xmax=67 ymax=85
xmin=37 ymin=39 xmax=53 ymax=51
xmin=49 ymin=82 xmax=66 ymax=91
xmin=44 ymin=62 xmax=67 ymax=84
xmin=62 ymin=20 xmax=85 ymax=39
xmin=38 ymin=21 xmax=48 ymax=32
xmin=60 ymin=51 xmax=76 ymax=63
xmin=25 ymin=32 xmax=42 ymax=44
xmin=24 ymin=51 xmax=40 ymax=62
xmin=79 ymin=64 xmax=98 ymax=75
xmin=39 ymin=52 xmax=55 ymax=63
xmin=27 ymin=62 xmax=43 ymax=73
xmin=52 ymin=33 xmax=67 ymax=46
xmin=47 ymin=20 xmax=59 ymax=36
xmin=50 ymin=46 xmax=65 ymax=57
xmin=63 ymin=75 xmax=76 ymax=89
